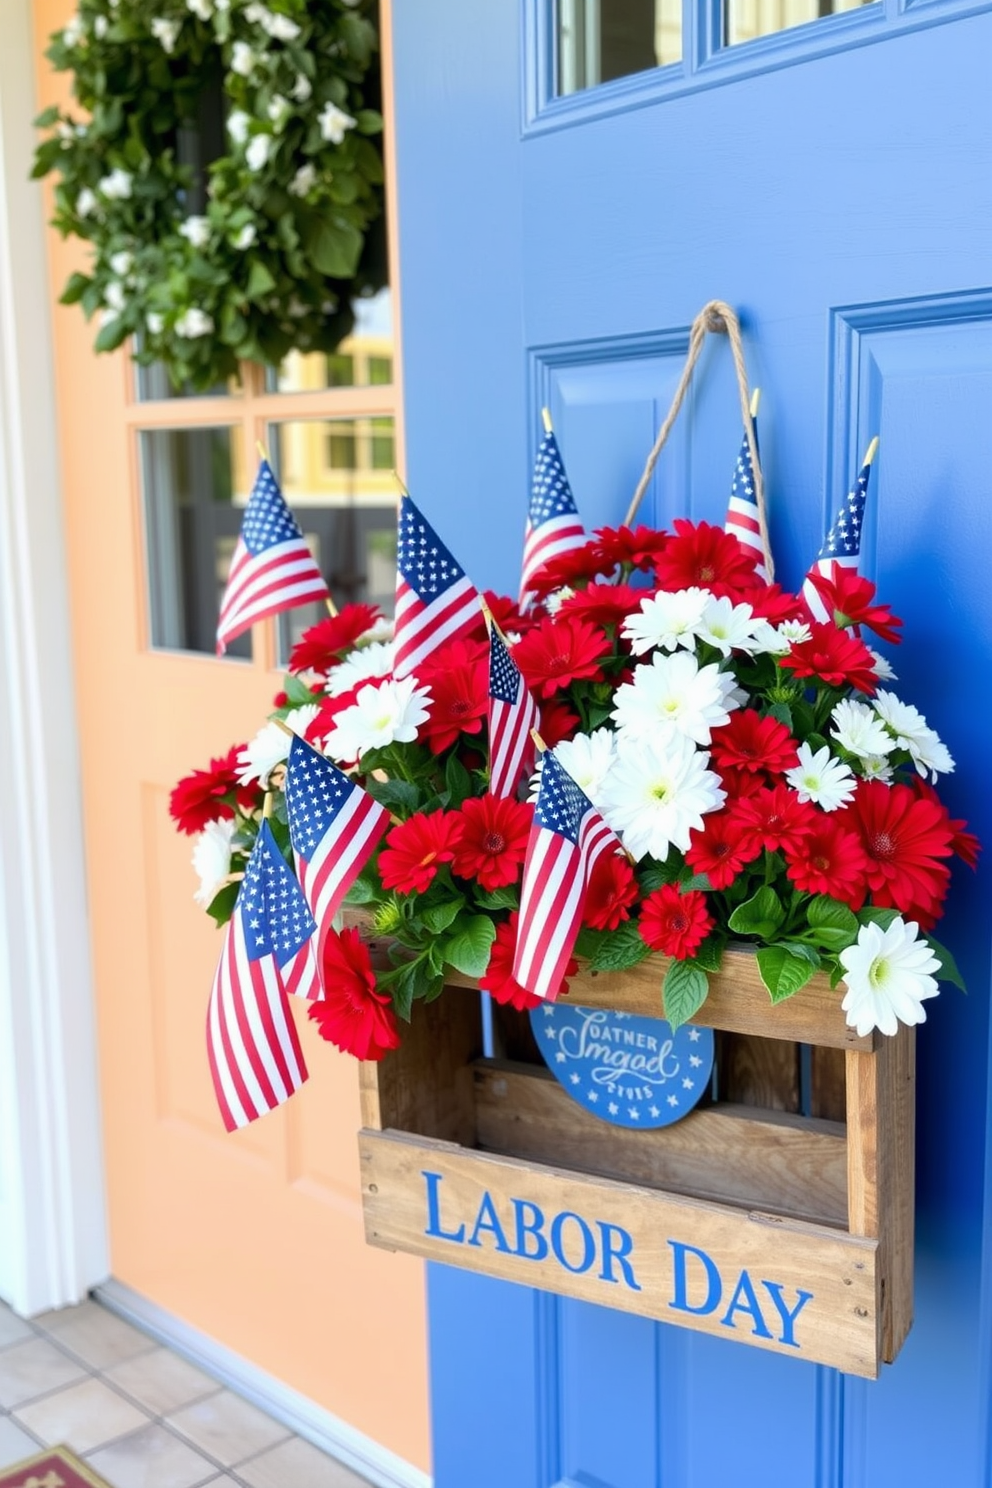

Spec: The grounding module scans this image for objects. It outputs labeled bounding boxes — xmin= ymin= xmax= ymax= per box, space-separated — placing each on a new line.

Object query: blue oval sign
xmin=529 ymin=1004 xmax=715 ymax=1129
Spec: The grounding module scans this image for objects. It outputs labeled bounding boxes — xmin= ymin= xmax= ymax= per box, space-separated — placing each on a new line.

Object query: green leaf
xmin=727 ymin=886 xmax=786 ymax=939
xmin=776 ymin=940 xmax=822 ymax=967
xmin=473 ymin=885 xmax=520 ymax=911
xmin=588 ymin=920 xmax=652 ymax=973
xmin=355 ymin=109 xmax=383 ymax=134
xmin=306 ymin=216 xmax=363 ymax=278
xmin=366 ymin=777 xmax=421 ymax=814
xmin=344 ymin=870 xmax=379 ymax=905
xmin=638 ymin=860 xmax=680 ymax=893
xmin=678 ymin=870 xmax=712 ymax=893
xmin=443 ymin=915 xmax=497 ymax=979
xmin=59 ymin=271 xmax=90 ymax=306
xmin=692 ymin=932 xmax=727 ymax=974
xmin=805 ymin=894 xmax=860 ymax=949
xmin=924 ymin=934 xmax=967 ymax=992
xmin=858 ymin=906 xmax=901 ymax=931
xmin=444 ymin=752 xmax=472 ymax=809
xmin=756 ymin=945 xmax=816 ymax=1003
xmin=246 ymin=260 xmax=277 ymax=298
xmin=34 ymin=104 xmax=61 ymax=128
xmin=769 ymin=701 xmax=793 ymax=730
xmin=281 ymin=673 xmax=319 ymax=706
xmin=205 ymin=881 xmax=239 ymax=926
xmin=390 ymin=960 xmax=422 ymax=1021
xmin=422 ymin=898 xmax=464 ymax=935
xmin=663 ymin=961 xmax=709 ymax=1032
xmin=93 ymin=317 xmax=130 ymax=353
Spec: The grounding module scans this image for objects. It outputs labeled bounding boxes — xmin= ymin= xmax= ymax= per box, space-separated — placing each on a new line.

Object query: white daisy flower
xmin=62 ymin=14 xmax=84 ymax=46
xmin=192 ymin=818 xmax=236 ymax=907
xmin=840 ymin=917 xmax=940 ymax=1037
xmin=187 ymin=0 xmax=213 ymax=19
xmin=267 ymin=94 xmax=290 ymax=126
xmin=907 ymin=728 xmax=955 ymax=782
xmin=98 ymin=167 xmax=133 ymax=199
xmin=263 ymin=11 xmax=301 ymax=40
xmin=230 ymin=39 xmax=256 ymax=75
xmin=75 ymin=186 xmax=98 ymax=218
xmin=232 ymin=223 xmax=256 ymax=249
xmin=324 ymin=677 xmax=431 ymax=762
xmin=150 ymin=16 xmax=181 ymax=51
xmin=174 ymin=307 xmax=214 ymax=338
xmin=227 ymin=109 xmax=250 ymax=145
xmin=544 ymin=586 xmax=574 ymax=616
xmin=859 ymin=755 xmax=895 ymax=783
xmin=289 ymin=163 xmax=317 ymax=196
xmin=831 ymin=697 xmax=896 ymax=758
xmin=359 ymin=618 xmax=395 ymax=645
xmin=529 ymin=728 xmax=617 ymax=809
xmin=622 ymin=587 xmax=709 ymax=656
xmin=178 ymin=214 xmax=211 ymax=248
xmin=868 ymin=648 xmax=897 ymax=681
xmin=318 ymin=102 xmax=357 ymax=144
xmin=611 ymin=651 xmax=739 ymax=746
xmin=245 ymin=133 xmax=273 ymax=170
xmin=599 ymin=734 xmax=725 ymax=862
xmin=243 ymin=1 xmax=267 ymax=18
xmin=93 ymin=14 xmax=108 ymax=38
xmin=103 ymin=279 xmax=126 ymax=312
xmin=326 ymin=640 xmax=395 ymax=697
xmin=747 ymin=619 xmax=791 ymax=655
xmin=776 ymin=618 xmax=812 ymax=649
xmin=145 ymin=311 xmax=165 ymax=334
xmin=292 ymin=73 xmax=312 ymax=102
xmin=785 ymin=743 xmax=856 ymax=811
xmin=872 ymin=690 xmax=954 ymax=778
xmin=237 ymin=704 xmax=318 ymax=786
xmin=697 ymin=595 xmax=763 ymax=657
xmin=109 ymin=249 xmax=133 ymax=276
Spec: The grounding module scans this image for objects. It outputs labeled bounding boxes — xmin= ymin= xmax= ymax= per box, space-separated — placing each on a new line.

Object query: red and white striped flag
xmin=487 ymin=624 xmax=538 ymax=799
xmin=393 ymin=493 xmax=481 ymax=678
xmin=520 ymin=428 xmax=587 ymax=608
xmin=284 ymin=734 xmax=390 ymax=957
xmin=206 ymin=820 xmax=318 ymax=1132
xmin=512 ymin=751 xmax=621 ymax=1000
xmin=216 ymin=459 xmax=330 ymax=654
xmin=724 ymin=418 xmax=768 ymax=582
xmin=802 ymin=445 xmax=876 ymax=621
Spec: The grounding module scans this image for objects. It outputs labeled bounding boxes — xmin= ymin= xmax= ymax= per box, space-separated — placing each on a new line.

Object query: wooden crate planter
xmin=357 ymin=946 xmax=914 ymax=1378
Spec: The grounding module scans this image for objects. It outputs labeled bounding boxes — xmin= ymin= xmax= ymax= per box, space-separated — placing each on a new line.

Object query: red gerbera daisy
xmin=525 ymin=543 xmax=609 ymax=600
xmin=716 ymin=767 xmax=769 ymax=802
xmin=729 ymin=783 xmax=818 ymax=853
xmin=742 ymin=583 xmax=806 ymax=625
xmin=308 ymin=927 xmax=400 ymax=1061
xmin=910 ymin=780 xmax=981 ymax=870
xmin=639 ymin=884 xmax=714 ymax=960
xmin=557 ymin=583 xmax=644 ymax=630
xmin=804 ymin=569 xmax=903 ymax=645
xmin=582 ymin=852 xmax=639 ymax=930
xmin=480 ymin=913 xmax=576 ymax=1009
xmin=783 ymin=817 xmax=869 ymax=903
xmin=709 ymin=710 xmax=799 ymax=778
xmin=538 ymin=698 xmax=580 ymax=748
xmin=591 ymin=525 xmax=669 ymax=571
xmin=839 ymin=779 xmax=955 ymax=928
xmin=418 ymin=638 xmax=489 ymax=754
xmin=306 ymin=684 xmax=362 ymax=754
xmin=652 ymin=519 xmax=760 ymax=599
xmin=287 ymin=604 xmax=381 ymax=675
xmin=169 ymin=746 xmax=258 ymax=834
xmin=685 ymin=811 xmax=762 ymax=889
xmin=483 ymin=590 xmax=534 ymax=639
xmin=512 ymin=614 xmax=610 ymax=699
xmin=450 ymin=796 xmax=532 ymax=891
xmin=378 ymin=811 xmax=463 ymax=895
xmin=778 ymin=622 xmax=878 ymax=695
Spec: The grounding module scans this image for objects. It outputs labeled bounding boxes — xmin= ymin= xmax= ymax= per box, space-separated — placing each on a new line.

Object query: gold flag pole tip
xmin=864 ymin=436 xmax=880 ymax=466
xmin=530 ymin=729 xmax=547 ymax=754
xmin=256 ymin=440 xmax=270 ymax=464
xmin=391 ymin=469 xmax=411 ymax=498
xmin=750 ymin=388 xmax=761 ymax=419
xmin=541 ymin=407 xmax=553 ymax=434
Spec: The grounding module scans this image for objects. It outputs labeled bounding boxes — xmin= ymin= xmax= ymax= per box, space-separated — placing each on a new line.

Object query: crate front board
xmin=357 ymin=949 xmax=915 ymax=1378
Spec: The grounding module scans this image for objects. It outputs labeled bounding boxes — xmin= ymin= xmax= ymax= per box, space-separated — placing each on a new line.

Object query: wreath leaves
xmin=33 ymin=0 xmax=385 ymax=390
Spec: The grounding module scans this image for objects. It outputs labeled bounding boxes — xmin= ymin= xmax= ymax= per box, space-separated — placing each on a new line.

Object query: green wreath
xmin=33 ymin=0 xmax=385 ymax=390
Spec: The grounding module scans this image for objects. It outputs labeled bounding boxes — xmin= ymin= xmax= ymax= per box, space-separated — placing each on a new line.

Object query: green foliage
xmin=442 ymin=916 xmax=498 ymax=979
xmin=755 ymin=945 xmax=816 ymax=1003
xmin=33 ymin=0 xmax=385 ymax=390
xmin=728 ymin=886 xmax=786 ymax=940
xmin=663 ymin=960 xmax=709 ymax=1032
xmin=586 ymin=920 xmax=652 ymax=973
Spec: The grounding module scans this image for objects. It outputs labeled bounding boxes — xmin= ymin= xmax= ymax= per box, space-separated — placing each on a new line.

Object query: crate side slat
xmin=718 ymin=1032 xmax=800 ymax=1111
xmin=361 ymin=987 xmax=482 ymax=1142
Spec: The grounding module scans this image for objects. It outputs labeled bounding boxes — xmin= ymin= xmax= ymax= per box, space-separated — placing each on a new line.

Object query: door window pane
xmin=267 ymin=417 xmax=398 ymax=663
xmin=724 ymin=0 xmax=871 ymax=46
xmin=141 ymin=426 xmax=250 ymax=657
xmin=556 ymin=0 xmax=681 ymax=96
xmin=267 ymin=287 xmax=394 ymax=392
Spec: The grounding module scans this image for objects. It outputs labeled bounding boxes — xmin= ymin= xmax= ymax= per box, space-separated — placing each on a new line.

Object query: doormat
xmin=0 ymin=1447 xmax=113 ymax=1488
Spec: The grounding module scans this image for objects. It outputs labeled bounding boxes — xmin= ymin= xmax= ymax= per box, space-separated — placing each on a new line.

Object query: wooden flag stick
xmin=392 ymin=468 xmax=411 ymax=498
xmin=256 ymin=439 xmax=271 ymax=464
xmin=263 ymin=790 xmax=273 ymax=820
xmin=530 ymin=729 xmax=547 ymax=754
xmin=750 ymin=387 xmax=761 ymax=419
xmin=541 ymin=407 xmax=553 ymax=434
xmin=863 ymin=436 xmax=880 ymax=466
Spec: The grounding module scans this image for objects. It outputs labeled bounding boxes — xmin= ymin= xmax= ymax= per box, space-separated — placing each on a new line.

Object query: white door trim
xmin=0 ymin=0 xmax=109 ymax=1314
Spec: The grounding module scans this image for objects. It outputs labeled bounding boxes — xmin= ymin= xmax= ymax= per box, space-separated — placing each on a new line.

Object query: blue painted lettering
xmin=511 ymin=1198 xmax=549 ymax=1261
xmin=668 ymin=1240 xmax=722 ymax=1316
xmin=421 ymin=1170 xmax=465 ymax=1243
xmin=468 ymin=1191 xmax=512 ymax=1252
xmin=761 ymin=1281 xmax=814 ymax=1347
xmin=550 ymin=1211 xmax=596 ymax=1274
xmin=719 ymin=1270 xmax=773 ymax=1338
xmin=597 ymin=1222 xmax=641 ymax=1290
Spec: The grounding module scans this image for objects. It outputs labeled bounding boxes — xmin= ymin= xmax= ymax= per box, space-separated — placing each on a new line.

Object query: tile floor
xmin=0 ymin=1297 xmax=374 ymax=1488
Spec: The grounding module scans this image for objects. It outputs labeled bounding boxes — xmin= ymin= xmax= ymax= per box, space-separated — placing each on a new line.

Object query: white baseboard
xmin=95 ymin=1280 xmax=431 ymax=1488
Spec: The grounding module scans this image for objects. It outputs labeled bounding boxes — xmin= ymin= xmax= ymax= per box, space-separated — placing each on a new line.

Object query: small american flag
xmin=512 ymin=751 xmax=620 ymax=1000
xmin=519 ymin=429 xmax=587 ymax=606
xmin=487 ymin=626 xmax=538 ymax=799
xmin=216 ymin=460 xmax=330 ymax=654
xmin=724 ymin=421 xmax=768 ymax=582
xmin=285 ymin=734 xmax=390 ymax=955
xmin=206 ymin=820 xmax=319 ymax=1132
xmin=803 ymin=454 xmax=874 ymax=621
xmin=392 ymin=494 xmax=480 ymax=678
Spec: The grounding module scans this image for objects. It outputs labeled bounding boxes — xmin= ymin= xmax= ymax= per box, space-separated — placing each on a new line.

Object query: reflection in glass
xmin=141 ymin=426 xmax=250 ymax=657
xmin=267 ymin=287 xmax=394 ymax=393
xmin=724 ymin=0 xmax=870 ymax=46
xmin=556 ymin=0 xmax=681 ymax=96
xmin=135 ymin=340 xmax=238 ymax=402
xmin=263 ymin=416 xmax=399 ymax=663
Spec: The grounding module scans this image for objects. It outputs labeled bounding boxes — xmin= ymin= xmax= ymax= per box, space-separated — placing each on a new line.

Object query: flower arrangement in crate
xmin=171 ymin=303 xmax=977 ymax=1131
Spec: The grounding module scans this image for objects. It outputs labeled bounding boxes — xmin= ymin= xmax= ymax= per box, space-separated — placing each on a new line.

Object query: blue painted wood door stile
xmin=389 ymin=3 xmax=992 ymax=1485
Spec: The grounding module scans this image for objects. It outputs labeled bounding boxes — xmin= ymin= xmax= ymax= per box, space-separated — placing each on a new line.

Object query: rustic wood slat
xmin=811 ymin=1045 xmax=848 ymax=1123
xmin=474 ymin=1060 xmax=848 ymax=1226
xmin=718 ymin=1032 xmax=800 ymax=1112
xmin=358 ymin=988 xmax=481 ymax=1145
xmin=359 ymin=1129 xmax=881 ymax=1377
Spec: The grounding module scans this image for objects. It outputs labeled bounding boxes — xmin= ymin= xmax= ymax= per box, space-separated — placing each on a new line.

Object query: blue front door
xmin=389 ymin=3 xmax=992 ymax=1483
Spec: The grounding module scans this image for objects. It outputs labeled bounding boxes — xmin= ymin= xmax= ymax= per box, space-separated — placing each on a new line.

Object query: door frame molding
xmin=0 ymin=0 xmax=109 ymax=1314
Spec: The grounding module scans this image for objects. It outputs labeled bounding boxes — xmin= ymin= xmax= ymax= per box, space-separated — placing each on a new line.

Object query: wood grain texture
xmin=359 ymin=1129 xmax=881 ymax=1377
xmin=474 ymin=1059 xmax=848 ymax=1225
xmin=718 ymin=1033 xmax=800 ymax=1111
xmin=811 ymin=1045 xmax=848 ymax=1123
xmin=359 ymin=988 xmax=481 ymax=1145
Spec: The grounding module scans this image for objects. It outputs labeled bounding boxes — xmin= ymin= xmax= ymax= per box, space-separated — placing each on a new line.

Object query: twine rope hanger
xmin=623 ymin=299 xmax=773 ymax=581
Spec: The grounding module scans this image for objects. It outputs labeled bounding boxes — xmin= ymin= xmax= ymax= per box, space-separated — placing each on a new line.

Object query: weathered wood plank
xmin=811 ymin=1045 xmax=847 ymax=1122
xmin=359 ymin=1129 xmax=880 ymax=1377
xmin=359 ymin=988 xmax=481 ymax=1143
xmin=846 ymin=1025 xmax=915 ymax=1361
xmin=718 ymin=1033 xmax=800 ymax=1112
xmin=474 ymin=1060 xmax=848 ymax=1226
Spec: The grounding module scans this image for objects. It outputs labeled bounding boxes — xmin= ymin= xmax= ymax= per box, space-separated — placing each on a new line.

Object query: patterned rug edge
xmin=0 ymin=1445 xmax=113 ymax=1488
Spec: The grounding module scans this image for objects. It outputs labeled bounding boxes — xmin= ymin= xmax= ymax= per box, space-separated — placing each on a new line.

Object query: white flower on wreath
xmin=109 ymin=249 xmax=134 ymax=277
xmin=696 ymin=594 xmax=765 ymax=657
xmin=785 ymin=742 xmax=856 ymax=811
xmin=611 ymin=650 xmax=739 ymax=747
xmin=263 ymin=10 xmax=301 ymax=41
xmin=99 ymin=167 xmax=133 ymax=200
xmin=529 ymin=728 xmax=617 ymax=811
xmin=230 ymin=39 xmax=256 ymax=75
xmin=62 ymin=14 xmax=84 ymax=46
xmin=622 ymin=587 xmax=709 ymax=656
xmin=872 ymin=689 xmax=955 ymax=780
xmin=179 ymin=214 xmax=211 ymax=249
xmin=326 ymin=640 xmax=395 ymax=697
xmin=103 ymin=280 xmax=127 ymax=313
xmin=868 ymin=647 xmax=897 ymax=682
xmin=289 ymin=163 xmax=317 ymax=197
xmin=859 ymin=755 xmax=895 ymax=784
xmin=174 ymin=307 xmax=214 ymax=338
xmin=245 ymin=133 xmax=273 ymax=171
xmin=93 ymin=15 xmax=108 ymax=39
xmin=318 ymin=102 xmax=357 ymax=145
xmin=192 ymin=818 xmax=236 ymax=907
xmin=186 ymin=0 xmax=213 ymax=19
xmin=830 ymin=697 xmax=896 ymax=760
xmin=150 ymin=16 xmax=182 ymax=52
xmin=232 ymin=223 xmax=257 ymax=249
xmin=544 ymin=586 xmax=574 ymax=616
xmin=323 ymin=676 xmax=432 ymax=762
xmin=292 ymin=73 xmax=312 ymax=102
xmin=76 ymin=186 xmax=98 ymax=218
xmin=146 ymin=311 xmax=165 ymax=334
xmin=267 ymin=94 xmax=291 ymax=126
xmin=839 ymin=917 xmax=940 ymax=1037
xmin=227 ymin=109 xmax=250 ymax=145
xmin=599 ymin=733 xmax=726 ymax=862
xmin=776 ymin=618 xmax=812 ymax=649
xmin=237 ymin=705 xmax=319 ymax=787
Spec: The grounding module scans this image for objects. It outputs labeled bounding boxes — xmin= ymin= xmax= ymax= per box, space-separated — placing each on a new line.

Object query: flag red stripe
xmin=489 ymin=692 xmax=537 ymax=798
xmin=520 ymin=517 xmax=587 ymax=596
xmin=220 ymin=538 xmax=323 ymax=614
xmin=514 ymin=813 xmax=616 ymax=999
xmin=393 ymin=576 xmax=479 ymax=676
xmin=297 ymin=792 xmax=390 ymax=946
